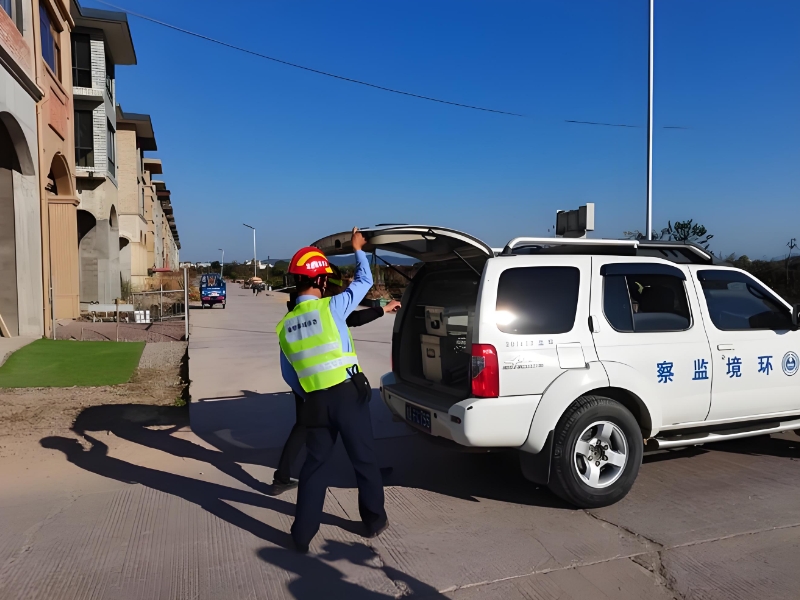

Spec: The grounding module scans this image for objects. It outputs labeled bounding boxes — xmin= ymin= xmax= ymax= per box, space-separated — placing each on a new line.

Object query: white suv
xmin=314 ymin=226 xmax=800 ymax=508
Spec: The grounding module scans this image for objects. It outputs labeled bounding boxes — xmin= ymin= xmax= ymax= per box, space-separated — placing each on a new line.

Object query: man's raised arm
xmin=329 ymin=228 xmax=372 ymax=319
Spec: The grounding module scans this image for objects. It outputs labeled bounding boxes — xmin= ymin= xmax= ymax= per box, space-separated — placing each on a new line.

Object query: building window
xmin=107 ymin=121 xmax=115 ymax=177
xmin=71 ymin=34 xmax=92 ymax=88
xmin=74 ymin=110 xmax=94 ymax=167
xmin=105 ymin=58 xmax=114 ymax=97
xmin=2 ymin=0 xmax=23 ymax=31
xmin=39 ymin=5 xmax=61 ymax=79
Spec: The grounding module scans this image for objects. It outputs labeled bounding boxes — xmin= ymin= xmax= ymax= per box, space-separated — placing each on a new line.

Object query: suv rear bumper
xmin=380 ymin=372 xmax=541 ymax=448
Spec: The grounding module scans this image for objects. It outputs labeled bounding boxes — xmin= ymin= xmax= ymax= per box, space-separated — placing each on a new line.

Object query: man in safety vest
xmin=277 ymin=227 xmax=388 ymax=552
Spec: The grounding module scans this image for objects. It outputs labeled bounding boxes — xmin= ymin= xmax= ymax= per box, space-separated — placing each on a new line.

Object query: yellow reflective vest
xmin=276 ymin=297 xmax=358 ymax=393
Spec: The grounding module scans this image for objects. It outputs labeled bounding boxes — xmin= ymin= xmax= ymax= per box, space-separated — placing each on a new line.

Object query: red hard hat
xmin=288 ymin=247 xmax=334 ymax=278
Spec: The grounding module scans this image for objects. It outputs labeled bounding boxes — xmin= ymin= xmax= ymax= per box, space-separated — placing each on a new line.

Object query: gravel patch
xmin=138 ymin=342 xmax=188 ymax=370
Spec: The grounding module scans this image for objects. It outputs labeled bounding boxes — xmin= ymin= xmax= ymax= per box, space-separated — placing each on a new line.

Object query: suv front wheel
xmin=549 ymin=395 xmax=643 ymax=509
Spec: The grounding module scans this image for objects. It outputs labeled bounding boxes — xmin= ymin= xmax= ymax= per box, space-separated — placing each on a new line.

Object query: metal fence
xmin=129 ymin=288 xmax=187 ymax=322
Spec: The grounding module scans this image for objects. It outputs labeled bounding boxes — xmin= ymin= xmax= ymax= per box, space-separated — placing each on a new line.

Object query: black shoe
xmin=268 ymin=477 xmax=298 ymax=496
xmin=292 ymin=538 xmax=309 ymax=554
xmin=365 ymin=519 xmax=390 ymax=539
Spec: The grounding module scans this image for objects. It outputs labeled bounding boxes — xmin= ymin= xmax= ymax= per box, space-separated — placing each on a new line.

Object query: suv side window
xmin=602 ymin=264 xmax=692 ymax=333
xmin=495 ymin=267 xmax=579 ymax=335
xmin=697 ymin=269 xmax=792 ymax=330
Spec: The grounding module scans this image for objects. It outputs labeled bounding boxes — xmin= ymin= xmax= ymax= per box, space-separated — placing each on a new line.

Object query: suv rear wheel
xmin=549 ymin=395 xmax=642 ymax=508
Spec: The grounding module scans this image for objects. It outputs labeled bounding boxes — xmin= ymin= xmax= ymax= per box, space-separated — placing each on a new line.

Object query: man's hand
xmin=351 ymin=227 xmax=367 ymax=252
xmin=383 ymin=300 xmax=401 ymax=313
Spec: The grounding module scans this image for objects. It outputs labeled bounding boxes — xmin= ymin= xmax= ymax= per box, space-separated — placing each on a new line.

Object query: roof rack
xmin=503 ymin=237 xmax=639 ymax=253
xmin=501 ymin=237 xmax=714 ymax=264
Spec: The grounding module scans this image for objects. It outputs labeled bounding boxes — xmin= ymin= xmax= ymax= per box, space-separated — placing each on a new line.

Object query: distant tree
xmin=624 ymin=219 xmax=713 ymax=249
xmin=211 ymin=261 xmax=221 ymax=271
xmin=666 ymin=220 xmax=713 ymax=248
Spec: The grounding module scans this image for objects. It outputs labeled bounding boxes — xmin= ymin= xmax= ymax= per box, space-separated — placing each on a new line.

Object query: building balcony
xmin=72 ymin=86 xmax=104 ymax=103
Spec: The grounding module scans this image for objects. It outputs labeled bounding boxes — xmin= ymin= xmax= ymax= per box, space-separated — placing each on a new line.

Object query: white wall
xmin=1 ymin=68 xmax=44 ymax=337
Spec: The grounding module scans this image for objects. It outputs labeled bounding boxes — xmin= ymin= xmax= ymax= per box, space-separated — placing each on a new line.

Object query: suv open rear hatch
xmin=311 ymin=225 xmax=494 ymax=266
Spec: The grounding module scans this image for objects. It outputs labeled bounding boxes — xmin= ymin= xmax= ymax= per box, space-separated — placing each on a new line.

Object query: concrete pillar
xmin=0 ymin=168 xmax=19 ymax=336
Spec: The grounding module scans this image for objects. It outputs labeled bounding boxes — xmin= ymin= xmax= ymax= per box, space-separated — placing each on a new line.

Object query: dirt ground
xmin=0 ymin=343 xmax=188 ymax=457
xmin=55 ymin=321 xmax=186 ymax=342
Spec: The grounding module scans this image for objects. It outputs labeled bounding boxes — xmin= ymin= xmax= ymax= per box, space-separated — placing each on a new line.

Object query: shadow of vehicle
xmin=73 ymin=399 xmax=570 ymax=511
xmin=701 ymin=432 xmax=800 ymax=459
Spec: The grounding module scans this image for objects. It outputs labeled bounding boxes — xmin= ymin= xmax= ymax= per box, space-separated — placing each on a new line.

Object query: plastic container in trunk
xmin=424 ymin=305 xmax=471 ymax=337
xmin=420 ymin=333 xmax=470 ymax=386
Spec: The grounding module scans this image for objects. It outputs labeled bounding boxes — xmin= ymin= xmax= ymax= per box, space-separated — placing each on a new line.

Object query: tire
xmin=222 ymin=303 xmax=226 ymax=309
xmin=548 ymin=395 xmax=643 ymax=509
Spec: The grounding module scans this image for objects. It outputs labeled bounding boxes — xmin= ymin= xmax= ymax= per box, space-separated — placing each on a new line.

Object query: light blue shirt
xmin=280 ymin=250 xmax=373 ymax=398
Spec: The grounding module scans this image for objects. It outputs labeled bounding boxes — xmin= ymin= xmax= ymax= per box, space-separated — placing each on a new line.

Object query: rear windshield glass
xmin=495 ymin=267 xmax=580 ymax=335
xmin=201 ymin=275 xmax=221 ymax=287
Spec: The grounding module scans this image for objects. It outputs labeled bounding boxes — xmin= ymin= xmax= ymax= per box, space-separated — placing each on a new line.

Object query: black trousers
xmin=291 ymin=379 xmax=386 ymax=546
xmin=274 ymin=393 xmax=305 ymax=484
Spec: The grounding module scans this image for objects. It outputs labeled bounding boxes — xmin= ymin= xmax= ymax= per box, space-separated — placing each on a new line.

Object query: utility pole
xmin=219 ymin=248 xmax=224 ymax=277
xmin=646 ymin=0 xmax=654 ymax=240
xmin=183 ymin=266 xmax=189 ymax=341
xmin=243 ymin=224 xmax=256 ymax=278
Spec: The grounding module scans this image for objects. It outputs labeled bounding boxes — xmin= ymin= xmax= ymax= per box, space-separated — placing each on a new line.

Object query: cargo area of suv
xmin=311 ymin=225 xmax=494 ymax=413
xmin=392 ymin=262 xmax=480 ymax=404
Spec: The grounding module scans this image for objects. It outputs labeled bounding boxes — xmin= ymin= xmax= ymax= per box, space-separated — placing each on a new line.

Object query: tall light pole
xmin=645 ymin=0 xmax=654 ymax=240
xmin=218 ymin=248 xmax=224 ymax=277
xmin=243 ymin=223 xmax=256 ymax=278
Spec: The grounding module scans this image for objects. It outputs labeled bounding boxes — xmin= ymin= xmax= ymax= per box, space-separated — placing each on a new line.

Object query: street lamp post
xmin=645 ymin=0 xmax=654 ymax=240
xmin=243 ymin=223 xmax=256 ymax=278
xmin=218 ymin=248 xmax=224 ymax=277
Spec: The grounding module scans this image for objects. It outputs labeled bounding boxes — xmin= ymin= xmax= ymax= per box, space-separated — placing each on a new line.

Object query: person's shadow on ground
xmin=258 ymin=540 xmax=447 ymax=600
xmin=69 ymin=401 xmax=570 ymax=509
xmin=39 ymin=434 xmax=362 ymax=547
xmin=71 ymin=403 xmax=278 ymax=495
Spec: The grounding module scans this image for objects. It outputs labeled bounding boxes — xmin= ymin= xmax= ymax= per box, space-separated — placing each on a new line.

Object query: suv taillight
xmin=471 ymin=344 xmax=499 ymax=398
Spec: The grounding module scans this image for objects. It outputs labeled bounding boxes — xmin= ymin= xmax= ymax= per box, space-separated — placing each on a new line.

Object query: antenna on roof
xmin=556 ymin=203 xmax=595 ymax=239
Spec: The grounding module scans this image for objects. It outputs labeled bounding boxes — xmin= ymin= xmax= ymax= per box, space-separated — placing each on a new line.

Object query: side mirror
xmin=793 ymin=304 xmax=800 ymax=328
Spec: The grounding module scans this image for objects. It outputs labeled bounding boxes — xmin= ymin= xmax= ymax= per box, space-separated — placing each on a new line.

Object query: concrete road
xmin=2 ymin=288 xmax=800 ymax=599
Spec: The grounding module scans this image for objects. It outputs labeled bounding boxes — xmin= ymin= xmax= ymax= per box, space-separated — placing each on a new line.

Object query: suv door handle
xmin=717 ymin=344 xmax=734 ymax=351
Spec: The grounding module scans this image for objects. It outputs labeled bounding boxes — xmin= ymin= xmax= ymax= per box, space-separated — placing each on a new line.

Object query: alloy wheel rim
xmin=573 ymin=420 xmax=628 ymax=489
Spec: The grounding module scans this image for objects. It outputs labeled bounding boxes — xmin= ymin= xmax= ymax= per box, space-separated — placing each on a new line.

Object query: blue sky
xmin=86 ymin=0 xmax=800 ymax=262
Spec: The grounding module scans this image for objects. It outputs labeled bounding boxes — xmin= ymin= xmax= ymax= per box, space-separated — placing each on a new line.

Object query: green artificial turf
xmin=0 ymin=339 xmax=145 ymax=388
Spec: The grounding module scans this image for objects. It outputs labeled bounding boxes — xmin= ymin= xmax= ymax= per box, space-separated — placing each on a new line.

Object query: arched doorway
xmin=77 ymin=209 xmax=98 ymax=303
xmin=119 ymin=236 xmax=131 ymax=295
xmin=107 ymin=205 xmax=121 ymax=301
xmin=0 ymin=113 xmax=37 ymax=337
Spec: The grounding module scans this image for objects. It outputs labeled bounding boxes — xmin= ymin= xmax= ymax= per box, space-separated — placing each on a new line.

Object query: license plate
xmin=405 ymin=403 xmax=431 ymax=432
xmin=209 ymin=292 xmax=219 ymax=296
